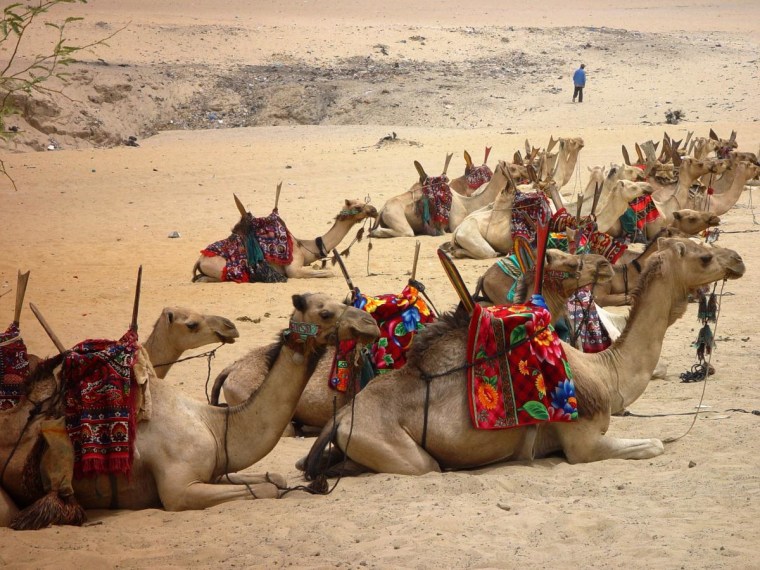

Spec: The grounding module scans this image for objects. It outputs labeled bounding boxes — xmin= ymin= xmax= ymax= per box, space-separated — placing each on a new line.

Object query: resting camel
xmin=370 ymin=160 xmax=518 ymax=238
xmin=1 ymin=294 xmax=379 ymax=521
xmin=301 ymin=238 xmax=745 ymax=476
xmin=551 ymin=137 xmax=585 ymax=189
xmin=0 ymin=307 xmax=240 ymax=524
xmin=689 ymin=161 xmax=760 ymax=214
xmin=213 ymin=250 xmax=612 ymax=434
xmin=193 ymin=199 xmax=378 ymax=280
xmin=449 ymin=148 xmax=492 ymax=197
xmin=569 ymin=164 xmax=645 ymax=216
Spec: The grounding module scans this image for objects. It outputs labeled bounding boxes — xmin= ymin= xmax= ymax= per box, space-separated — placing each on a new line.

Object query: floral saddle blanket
xmin=329 ymin=284 xmax=435 ymax=392
xmin=467 ymin=301 xmax=579 ymax=430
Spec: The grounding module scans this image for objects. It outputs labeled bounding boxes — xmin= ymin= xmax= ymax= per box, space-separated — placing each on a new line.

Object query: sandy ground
xmin=1 ymin=1 xmax=759 ymax=568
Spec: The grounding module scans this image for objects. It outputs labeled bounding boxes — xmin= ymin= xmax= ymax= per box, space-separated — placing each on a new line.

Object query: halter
xmin=336 ymin=208 xmax=363 ymax=221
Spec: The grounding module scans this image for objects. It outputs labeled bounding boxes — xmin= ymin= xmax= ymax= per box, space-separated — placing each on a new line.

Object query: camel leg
xmin=555 ymin=417 xmax=665 ymax=463
xmin=0 ymin=486 xmax=20 ymax=527
xmin=193 ymin=256 xmax=224 ymax=283
xmin=337 ymin=425 xmax=442 ymax=475
xmin=450 ymin=225 xmax=500 ymax=259
xmin=285 ymin=265 xmax=336 ymax=278
xmin=215 ymin=472 xmax=288 ymax=489
xmin=368 ymin=208 xmax=416 ymax=238
xmin=155 ymin=469 xmax=280 ymax=511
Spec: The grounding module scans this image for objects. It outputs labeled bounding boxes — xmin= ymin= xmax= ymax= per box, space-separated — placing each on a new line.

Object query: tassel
xmin=355 ymin=227 xmax=365 ymax=243
xmin=706 ymin=292 xmax=718 ymax=323
xmin=693 ymin=323 xmax=714 ymax=361
xmin=697 ymin=290 xmax=709 ymax=321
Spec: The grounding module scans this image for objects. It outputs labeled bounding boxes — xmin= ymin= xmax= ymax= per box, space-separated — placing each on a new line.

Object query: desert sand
xmin=1 ymin=1 xmax=759 ymax=568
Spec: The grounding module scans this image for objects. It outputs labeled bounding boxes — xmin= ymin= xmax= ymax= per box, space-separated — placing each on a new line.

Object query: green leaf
xmin=521 ymin=401 xmax=550 ymax=421
xmin=394 ymin=322 xmax=408 ymax=337
xmin=509 ymin=324 xmax=527 ymax=346
xmin=485 ymin=375 xmax=498 ymax=387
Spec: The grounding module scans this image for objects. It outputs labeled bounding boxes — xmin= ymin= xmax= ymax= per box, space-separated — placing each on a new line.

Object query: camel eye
xmin=319 ymin=309 xmax=333 ymax=320
xmin=700 ymin=254 xmax=713 ymax=265
xmin=186 ymin=321 xmax=199 ymax=331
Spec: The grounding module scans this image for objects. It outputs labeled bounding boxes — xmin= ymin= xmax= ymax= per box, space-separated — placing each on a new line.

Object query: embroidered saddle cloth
xmin=62 ymin=330 xmax=140 ymax=478
xmin=416 ymin=176 xmax=452 ymax=234
xmin=467 ymin=302 xmax=578 ymax=430
xmin=511 ymin=191 xmax=552 ymax=246
xmin=466 ymin=165 xmax=493 ymax=190
xmin=629 ymin=194 xmax=660 ymax=230
xmin=329 ymin=284 xmax=435 ymax=392
xmin=200 ymin=211 xmax=291 ymax=283
xmin=0 ymin=323 xmax=29 ymax=410
xmin=566 ymin=286 xmax=612 ymax=353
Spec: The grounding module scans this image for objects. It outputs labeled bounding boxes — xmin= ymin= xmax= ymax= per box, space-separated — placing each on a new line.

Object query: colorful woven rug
xmin=629 ymin=194 xmax=660 ymax=230
xmin=511 ymin=191 xmax=551 ymax=246
xmin=467 ymin=302 xmax=578 ymax=429
xmin=466 ymin=165 xmax=493 ymax=190
xmin=0 ymin=323 xmax=29 ymax=410
xmin=566 ymin=286 xmax=612 ymax=353
xmin=416 ymin=176 xmax=452 ymax=235
xmin=329 ymin=284 xmax=435 ymax=392
xmin=587 ymin=231 xmax=628 ymax=264
xmin=200 ymin=211 xmax=290 ymax=283
xmin=62 ymin=329 xmax=139 ymax=478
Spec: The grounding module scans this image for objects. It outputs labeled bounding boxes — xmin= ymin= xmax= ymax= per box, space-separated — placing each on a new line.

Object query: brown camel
xmin=1 ymin=294 xmax=378 ymax=521
xmin=370 ymin=160 xmax=520 ymax=238
xmin=300 ymin=238 xmax=744 ymax=476
xmin=193 ymin=199 xmax=378 ymax=280
xmin=551 ymin=137 xmax=585 ymax=189
xmin=213 ymin=250 xmax=612 ymax=433
xmin=0 ymin=307 xmax=240 ymax=525
xmin=689 ymin=161 xmax=760 ymax=214
xmin=449 ymin=148 xmax=492 ymax=197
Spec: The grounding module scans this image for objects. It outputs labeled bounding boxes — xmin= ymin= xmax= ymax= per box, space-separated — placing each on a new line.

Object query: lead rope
xmin=664 ymin=279 xmax=726 ymax=444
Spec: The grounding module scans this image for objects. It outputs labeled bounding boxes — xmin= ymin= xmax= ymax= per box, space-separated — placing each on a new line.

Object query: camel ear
xmin=292 ymin=294 xmax=309 ymax=313
xmin=414 ymin=161 xmax=427 ymax=183
xmin=672 ymin=211 xmax=683 ymax=221
xmin=709 ymin=129 xmax=718 ymax=141
xmin=344 ymin=199 xmax=352 ymax=207
xmin=165 ymin=309 xmax=174 ymax=324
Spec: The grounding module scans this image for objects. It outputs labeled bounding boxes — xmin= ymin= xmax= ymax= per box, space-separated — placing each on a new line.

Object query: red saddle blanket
xmin=329 ymin=284 xmax=435 ymax=392
xmin=201 ymin=211 xmax=293 ymax=282
xmin=417 ymin=176 xmax=452 ymax=234
xmin=0 ymin=323 xmax=29 ymax=410
xmin=466 ymin=165 xmax=493 ymax=190
xmin=511 ymin=191 xmax=552 ymax=246
xmin=62 ymin=330 xmax=139 ymax=478
xmin=629 ymin=194 xmax=660 ymax=230
xmin=467 ymin=302 xmax=578 ymax=430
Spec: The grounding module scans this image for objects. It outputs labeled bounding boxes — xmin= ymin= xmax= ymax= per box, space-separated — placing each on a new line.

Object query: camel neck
xmin=319 ymin=218 xmax=358 ymax=253
xmin=596 ymin=258 xmax=687 ymax=413
xmin=210 ymin=342 xmax=321 ymax=475
xmin=142 ymin=325 xmax=179 ymax=379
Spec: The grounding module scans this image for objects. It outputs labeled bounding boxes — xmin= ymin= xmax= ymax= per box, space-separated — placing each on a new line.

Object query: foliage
xmin=0 ymin=0 xmax=118 ymax=189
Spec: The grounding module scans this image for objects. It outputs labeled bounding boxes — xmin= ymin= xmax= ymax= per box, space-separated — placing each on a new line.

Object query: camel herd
xmin=1 ymin=128 xmax=756 ymax=528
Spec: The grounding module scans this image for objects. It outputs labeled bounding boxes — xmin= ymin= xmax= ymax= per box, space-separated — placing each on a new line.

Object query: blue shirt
xmin=573 ymin=68 xmax=586 ymax=86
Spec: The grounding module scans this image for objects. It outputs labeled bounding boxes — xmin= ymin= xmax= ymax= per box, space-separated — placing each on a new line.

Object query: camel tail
xmin=208 ymin=369 xmax=229 ymax=406
xmin=191 ymin=259 xmax=204 ymax=282
xmin=303 ymin=418 xmax=342 ymax=481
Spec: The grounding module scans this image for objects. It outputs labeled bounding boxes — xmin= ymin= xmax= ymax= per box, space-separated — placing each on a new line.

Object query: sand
xmin=1 ymin=1 xmax=759 ymax=568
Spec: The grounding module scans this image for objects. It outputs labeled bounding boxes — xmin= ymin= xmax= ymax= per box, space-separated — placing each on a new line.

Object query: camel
xmin=300 ymin=238 xmax=745 ymax=477
xmin=449 ymin=148 xmax=492 ymax=197
xmin=569 ymin=163 xmax=645 ymax=216
xmin=690 ymin=161 xmax=760 ymax=215
xmin=1 ymin=294 xmax=379 ymax=521
xmin=0 ymin=307 xmax=240 ymax=524
xmin=212 ymin=250 xmax=613 ymax=434
xmin=370 ymin=160 xmax=519 ymax=238
xmin=478 ymin=249 xmax=613 ymax=315
xmin=551 ymin=137 xmax=585 ymax=188
xmin=193 ymin=198 xmax=378 ymax=280
xmin=588 ymin=179 xmax=653 ymax=235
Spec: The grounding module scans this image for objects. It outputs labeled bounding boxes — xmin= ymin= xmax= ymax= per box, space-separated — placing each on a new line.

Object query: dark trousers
xmin=573 ymin=85 xmax=584 ymax=102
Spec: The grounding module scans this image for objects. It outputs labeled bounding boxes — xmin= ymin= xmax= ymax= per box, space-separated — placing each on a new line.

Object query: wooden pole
xmin=130 ymin=265 xmax=142 ymax=332
xmin=13 ymin=270 xmax=30 ymax=326
xmin=29 ymin=303 xmax=66 ymax=353
xmin=233 ymin=193 xmax=247 ymax=217
xmin=410 ymin=241 xmax=421 ymax=282
xmin=436 ymin=248 xmax=474 ymax=315
xmin=274 ymin=181 xmax=283 ymax=212
xmin=332 ymin=249 xmax=356 ymax=294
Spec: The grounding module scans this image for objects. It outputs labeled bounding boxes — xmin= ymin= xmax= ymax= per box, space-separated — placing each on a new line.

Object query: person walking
xmin=572 ymin=64 xmax=586 ymax=103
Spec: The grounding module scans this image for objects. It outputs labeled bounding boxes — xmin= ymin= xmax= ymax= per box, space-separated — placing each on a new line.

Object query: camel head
xmin=705 ymin=158 xmax=730 ymax=176
xmin=543 ymin=250 xmax=613 ymax=294
xmin=498 ymin=160 xmax=529 ymax=183
xmin=680 ymin=157 xmax=716 ymax=178
xmin=587 ymin=165 xmax=607 ymax=182
xmin=655 ymin=237 xmax=745 ymax=291
xmin=336 ymin=199 xmax=378 ymax=222
xmin=670 ymin=210 xmax=720 ymax=235
xmin=155 ymin=307 xmax=239 ymax=350
xmin=615 ymin=180 xmax=653 ymax=202
xmin=608 ymin=163 xmax=646 ymax=182
xmin=289 ymin=293 xmax=380 ymax=351
xmin=560 ymin=137 xmax=585 ymax=153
